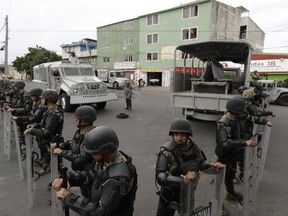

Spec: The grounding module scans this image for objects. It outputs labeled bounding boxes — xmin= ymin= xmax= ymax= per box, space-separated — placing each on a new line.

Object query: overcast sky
xmin=1 ymin=0 xmax=287 ymax=64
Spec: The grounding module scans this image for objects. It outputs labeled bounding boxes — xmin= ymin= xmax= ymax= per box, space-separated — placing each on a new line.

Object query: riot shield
xmin=3 ymin=110 xmax=12 ymax=159
xmin=12 ymin=118 xmax=24 ymax=180
xmin=179 ymin=168 xmax=225 ymax=216
xmin=243 ymin=124 xmax=272 ymax=216
xmin=25 ymin=134 xmax=40 ymax=209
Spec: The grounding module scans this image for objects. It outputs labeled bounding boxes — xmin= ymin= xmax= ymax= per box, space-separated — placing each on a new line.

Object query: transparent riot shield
xmin=25 ymin=134 xmax=40 ymax=209
xmin=179 ymin=168 xmax=225 ymax=216
xmin=51 ymin=150 xmax=63 ymax=216
xmin=12 ymin=118 xmax=25 ymax=180
xmin=243 ymin=124 xmax=271 ymax=216
xmin=3 ymin=110 xmax=12 ymax=159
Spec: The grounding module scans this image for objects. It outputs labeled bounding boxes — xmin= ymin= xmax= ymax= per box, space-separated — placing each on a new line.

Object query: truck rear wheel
xmin=278 ymin=94 xmax=288 ymax=106
xmin=96 ymin=102 xmax=106 ymax=109
xmin=60 ymin=92 xmax=72 ymax=112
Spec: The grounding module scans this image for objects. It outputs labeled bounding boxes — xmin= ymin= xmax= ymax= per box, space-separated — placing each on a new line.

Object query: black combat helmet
xmin=11 ymin=80 xmax=25 ymax=88
xmin=238 ymin=86 xmax=248 ymax=94
xmin=226 ymin=96 xmax=245 ymax=115
xmin=169 ymin=119 xmax=193 ymax=136
xmin=254 ymin=83 xmax=264 ymax=92
xmin=85 ymin=126 xmax=119 ymax=157
xmin=29 ymin=88 xmax=43 ymax=97
xmin=74 ymin=105 xmax=97 ymax=124
xmin=41 ymin=89 xmax=58 ymax=103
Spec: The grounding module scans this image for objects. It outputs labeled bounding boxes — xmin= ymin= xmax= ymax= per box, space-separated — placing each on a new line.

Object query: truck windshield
xmin=80 ymin=68 xmax=94 ymax=76
xmin=62 ymin=67 xmax=94 ymax=76
xmin=63 ymin=67 xmax=80 ymax=76
xmin=115 ymin=72 xmax=125 ymax=78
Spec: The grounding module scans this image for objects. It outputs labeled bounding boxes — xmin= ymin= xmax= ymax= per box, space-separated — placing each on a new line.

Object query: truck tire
xmin=117 ymin=113 xmax=129 ymax=119
xmin=60 ymin=92 xmax=72 ymax=112
xmin=278 ymin=94 xmax=288 ymax=106
xmin=113 ymin=82 xmax=119 ymax=89
xmin=96 ymin=102 xmax=106 ymax=109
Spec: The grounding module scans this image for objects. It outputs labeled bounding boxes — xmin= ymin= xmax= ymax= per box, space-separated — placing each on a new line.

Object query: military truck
xmin=256 ymin=79 xmax=288 ymax=106
xmin=97 ymin=69 xmax=130 ymax=89
xmin=32 ymin=60 xmax=117 ymax=112
xmin=171 ymin=41 xmax=253 ymax=121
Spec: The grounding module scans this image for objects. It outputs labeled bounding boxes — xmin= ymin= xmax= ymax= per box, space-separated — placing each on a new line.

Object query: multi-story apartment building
xmin=97 ymin=0 xmax=265 ymax=86
xmin=60 ymin=38 xmax=97 ymax=69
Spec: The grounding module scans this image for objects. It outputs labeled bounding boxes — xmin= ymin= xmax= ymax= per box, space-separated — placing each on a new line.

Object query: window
xmin=146 ymin=52 xmax=158 ymax=61
xmin=124 ymin=55 xmax=133 ymax=62
xmin=182 ymin=27 xmax=197 ymax=40
xmin=124 ymin=37 xmax=133 ymax=45
xmin=147 ymin=14 xmax=159 ymax=26
xmin=123 ymin=21 xmax=132 ymax=29
xmin=103 ymin=57 xmax=110 ymax=63
xmin=240 ymin=25 xmax=247 ymax=39
xmin=103 ymin=41 xmax=109 ymax=48
xmin=147 ymin=33 xmax=159 ymax=44
xmin=182 ymin=5 xmax=198 ymax=19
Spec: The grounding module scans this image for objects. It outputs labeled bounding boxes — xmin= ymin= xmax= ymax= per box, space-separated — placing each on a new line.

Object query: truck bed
xmin=171 ymin=91 xmax=235 ymax=112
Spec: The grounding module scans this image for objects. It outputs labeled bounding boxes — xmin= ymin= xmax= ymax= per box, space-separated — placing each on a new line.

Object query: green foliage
xmin=0 ymin=65 xmax=4 ymax=73
xmin=12 ymin=46 xmax=62 ymax=79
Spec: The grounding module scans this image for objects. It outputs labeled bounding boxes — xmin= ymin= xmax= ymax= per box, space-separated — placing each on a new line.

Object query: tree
xmin=12 ymin=46 xmax=62 ymax=79
xmin=0 ymin=65 xmax=4 ymax=73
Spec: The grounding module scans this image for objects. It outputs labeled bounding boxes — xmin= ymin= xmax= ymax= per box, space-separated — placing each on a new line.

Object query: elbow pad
xmin=64 ymin=194 xmax=95 ymax=216
xmin=67 ymin=170 xmax=87 ymax=187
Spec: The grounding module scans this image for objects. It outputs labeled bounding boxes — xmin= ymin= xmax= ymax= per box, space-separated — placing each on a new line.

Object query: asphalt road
xmin=0 ymin=83 xmax=287 ymax=216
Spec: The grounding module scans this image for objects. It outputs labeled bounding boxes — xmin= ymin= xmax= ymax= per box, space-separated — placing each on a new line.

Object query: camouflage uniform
xmin=155 ymin=139 xmax=211 ymax=216
xmin=63 ymin=151 xmax=137 ymax=216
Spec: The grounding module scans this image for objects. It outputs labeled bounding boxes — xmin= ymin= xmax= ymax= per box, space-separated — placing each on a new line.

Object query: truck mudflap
xmin=70 ymin=92 xmax=117 ymax=104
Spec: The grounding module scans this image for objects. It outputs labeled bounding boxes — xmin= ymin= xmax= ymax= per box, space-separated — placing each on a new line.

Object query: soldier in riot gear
xmin=155 ymin=119 xmax=224 ymax=216
xmin=5 ymin=80 xmax=33 ymax=149
xmin=5 ymin=81 xmax=33 ymax=115
xmin=215 ymin=96 xmax=257 ymax=201
xmin=24 ymin=89 xmax=64 ymax=175
xmin=51 ymin=105 xmax=97 ymax=197
xmin=52 ymin=126 xmax=138 ymax=216
xmin=13 ymin=88 xmax=47 ymax=163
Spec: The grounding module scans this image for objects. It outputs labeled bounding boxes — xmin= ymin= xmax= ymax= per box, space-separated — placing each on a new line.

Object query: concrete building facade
xmin=96 ymin=0 xmax=265 ymax=86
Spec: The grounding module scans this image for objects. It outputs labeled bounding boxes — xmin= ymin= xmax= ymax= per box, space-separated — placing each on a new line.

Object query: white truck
xmin=32 ymin=60 xmax=117 ymax=112
xmin=171 ymin=41 xmax=253 ymax=121
xmin=256 ymin=79 xmax=288 ymax=106
xmin=97 ymin=69 xmax=130 ymax=89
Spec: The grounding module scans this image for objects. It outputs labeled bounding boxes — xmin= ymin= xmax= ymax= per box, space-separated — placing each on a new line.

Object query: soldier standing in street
xmin=51 ymin=105 xmax=97 ymax=198
xmin=124 ymin=82 xmax=133 ymax=110
xmin=24 ymin=89 xmax=64 ymax=175
xmin=12 ymin=88 xmax=47 ymax=163
xmin=155 ymin=118 xmax=225 ymax=216
xmin=52 ymin=126 xmax=138 ymax=216
xmin=215 ymin=97 xmax=257 ymax=201
xmin=5 ymin=81 xmax=33 ymax=149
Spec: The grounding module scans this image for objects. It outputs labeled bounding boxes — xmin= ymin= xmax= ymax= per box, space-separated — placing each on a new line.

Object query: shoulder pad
xmin=161 ymin=141 xmax=175 ymax=152
xmin=108 ymin=163 xmax=131 ymax=178
xmin=23 ymin=92 xmax=30 ymax=97
xmin=218 ymin=115 xmax=230 ymax=126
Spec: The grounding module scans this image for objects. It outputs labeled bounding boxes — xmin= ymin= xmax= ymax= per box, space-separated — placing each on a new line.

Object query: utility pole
xmin=4 ymin=15 xmax=9 ymax=75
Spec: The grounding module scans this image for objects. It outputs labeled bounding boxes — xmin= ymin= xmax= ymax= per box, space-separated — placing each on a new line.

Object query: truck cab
xmin=33 ymin=60 xmax=117 ymax=112
xmin=256 ymin=79 xmax=288 ymax=106
xmin=97 ymin=69 xmax=130 ymax=89
xmin=171 ymin=41 xmax=252 ymax=121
